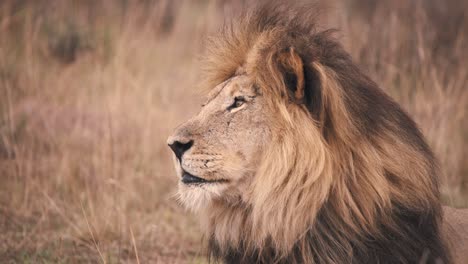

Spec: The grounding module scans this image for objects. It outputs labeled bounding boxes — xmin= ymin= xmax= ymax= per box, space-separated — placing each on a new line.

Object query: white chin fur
xmin=176 ymin=182 xmax=225 ymax=212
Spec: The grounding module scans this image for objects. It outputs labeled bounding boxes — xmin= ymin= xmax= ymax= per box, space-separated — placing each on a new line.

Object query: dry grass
xmin=0 ymin=0 xmax=466 ymax=263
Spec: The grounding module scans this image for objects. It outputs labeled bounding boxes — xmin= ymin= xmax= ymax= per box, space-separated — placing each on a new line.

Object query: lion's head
xmin=167 ymin=74 xmax=273 ymax=211
xmin=168 ymin=3 xmax=449 ymax=263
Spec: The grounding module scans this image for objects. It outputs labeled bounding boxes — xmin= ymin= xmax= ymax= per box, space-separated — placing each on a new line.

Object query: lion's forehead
xmin=204 ymin=75 xmax=254 ymax=104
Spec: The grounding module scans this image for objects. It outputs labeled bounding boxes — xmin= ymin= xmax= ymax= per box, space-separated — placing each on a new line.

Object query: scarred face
xmin=167 ymin=75 xmax=272 ymax=210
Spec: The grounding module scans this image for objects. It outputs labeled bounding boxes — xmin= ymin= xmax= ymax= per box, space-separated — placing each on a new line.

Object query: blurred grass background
xmin=0 ymin=0 xmax=466 ymax=263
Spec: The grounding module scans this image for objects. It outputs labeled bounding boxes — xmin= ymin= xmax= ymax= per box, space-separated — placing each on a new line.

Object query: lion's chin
xmin=176 ymin=182 xmax=226 ymax=212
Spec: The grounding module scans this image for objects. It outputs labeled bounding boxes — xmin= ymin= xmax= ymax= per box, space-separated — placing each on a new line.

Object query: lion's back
xmin=443 ymin=206 xmax=468 ymax=264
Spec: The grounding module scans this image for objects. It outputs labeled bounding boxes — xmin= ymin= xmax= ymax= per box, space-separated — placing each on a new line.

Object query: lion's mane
xmin=199 ymin=3 xmax=449 ymax=263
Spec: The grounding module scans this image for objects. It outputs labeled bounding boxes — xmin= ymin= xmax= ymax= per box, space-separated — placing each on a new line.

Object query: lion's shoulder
xmin=442 ymin=206 xmax=468 ymax=264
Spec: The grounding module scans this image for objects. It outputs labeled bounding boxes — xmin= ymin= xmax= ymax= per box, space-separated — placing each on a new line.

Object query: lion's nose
xmin=167 ymin=138 xmax=194 ymax=161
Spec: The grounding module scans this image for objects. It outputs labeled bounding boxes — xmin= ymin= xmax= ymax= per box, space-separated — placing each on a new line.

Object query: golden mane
xmin=199 ymin=3 xmax=449 ymax=263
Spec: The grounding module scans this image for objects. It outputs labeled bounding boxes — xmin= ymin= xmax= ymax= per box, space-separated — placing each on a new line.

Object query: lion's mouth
xmin=182 ymin=171 xmax=227 ymax=185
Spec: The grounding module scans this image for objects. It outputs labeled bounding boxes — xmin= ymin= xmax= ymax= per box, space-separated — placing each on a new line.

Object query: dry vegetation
xmin=0 ymin=0 xmax=467 ymax=263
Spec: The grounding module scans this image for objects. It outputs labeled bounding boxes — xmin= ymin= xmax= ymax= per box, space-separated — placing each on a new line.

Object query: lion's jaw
xmin=167 ymin=75 xmax=271 ymax=211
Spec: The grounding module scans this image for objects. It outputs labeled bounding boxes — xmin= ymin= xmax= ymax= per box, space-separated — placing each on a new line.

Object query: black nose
xmin=168 ymin=140 xmax=193 ymax=160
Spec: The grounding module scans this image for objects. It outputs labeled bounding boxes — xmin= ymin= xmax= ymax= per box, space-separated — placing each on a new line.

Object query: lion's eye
xmin=228 ymin=96 xmax=246 ymax=111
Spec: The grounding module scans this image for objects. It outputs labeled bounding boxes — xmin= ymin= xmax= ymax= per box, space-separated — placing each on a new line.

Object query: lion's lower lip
xmin=181 ymin=172 xmax=227 ymax=185
xmin=182 ymin=172 xmax=206 ymax=184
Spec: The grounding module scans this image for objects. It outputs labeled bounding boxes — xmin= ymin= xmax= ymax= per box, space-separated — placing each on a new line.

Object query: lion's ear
xmin=277 ymin=47 xmax=305 ymax=101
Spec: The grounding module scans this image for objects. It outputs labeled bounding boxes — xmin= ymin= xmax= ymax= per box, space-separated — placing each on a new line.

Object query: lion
xmin=167 ymin=3 xmax=468 ymax=264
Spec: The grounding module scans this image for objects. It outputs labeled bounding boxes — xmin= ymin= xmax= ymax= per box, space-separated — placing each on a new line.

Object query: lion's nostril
xmin=168 ymin=140 xmax=194 ymax=160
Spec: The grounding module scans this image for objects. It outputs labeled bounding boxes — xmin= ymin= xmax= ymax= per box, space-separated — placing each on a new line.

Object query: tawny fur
xmin=442 ymin=207 xmax=468 ymax=264
xmin=168 ymin=2 xmax=468 ymax=263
